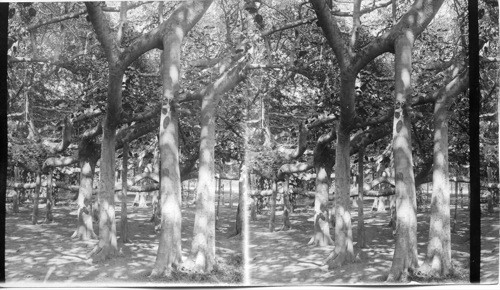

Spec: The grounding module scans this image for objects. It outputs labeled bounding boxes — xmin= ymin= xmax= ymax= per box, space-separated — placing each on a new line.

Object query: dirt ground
xmin=4 ymin=191 xmax=243 ymax=287
xmin=249 ymin=197 xmax=499 ymax=285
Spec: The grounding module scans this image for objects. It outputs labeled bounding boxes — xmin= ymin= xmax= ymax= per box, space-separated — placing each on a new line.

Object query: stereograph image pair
xmin=4 ymin=0 xmax=498 ymax=287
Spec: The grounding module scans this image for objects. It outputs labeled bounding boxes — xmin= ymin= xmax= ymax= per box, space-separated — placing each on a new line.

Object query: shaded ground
xmin=249 ymin=197 xmax=499 ymax=285
xmin=4 ymin=189 xmax=242 ymax=287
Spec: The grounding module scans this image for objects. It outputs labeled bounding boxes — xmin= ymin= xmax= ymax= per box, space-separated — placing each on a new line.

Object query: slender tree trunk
xmin=45 ymin=170 xmax=53 ymax=223
xmin=282 ymin=176 xmax=291 ymax=231
xmin=13 ymin=167 xmax=20 ymax=213
xmin=233 ymin=166 xmax=245 ymax=236
xmin=387 ymin=35 xmax=419 ymax=282
xmin=421 ymin=70 xmax=455 ymax=278
xmin=216 ymin=178 xmax=221 ymax=227
xmin=191 ymin=84 xmax=219 ymax=273
xmin=31 ymin=170 xmax=41 ymax=225
xmin=452 ymin=179 xmax=458 ymax=232
xmin=121 ymin=143 xmax=130 ymax=243
xmin=190 ymin=43 xmax=247 ymax=271
xmin=221 ymin=179 xmax=225 ymax=206
xmin=269 ymin=180 xmax=278 ymax=232
xmin=357 ymin=147 xmax=366 ymax=248
xmin=229 ymin=180 xmax=233 ymax=208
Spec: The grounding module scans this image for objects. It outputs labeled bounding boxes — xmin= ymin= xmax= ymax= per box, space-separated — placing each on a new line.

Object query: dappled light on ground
xmin=5 ymin=195 xmax=242 ymax=286
xmin=249 ymin=198 xmax=498 ymax=285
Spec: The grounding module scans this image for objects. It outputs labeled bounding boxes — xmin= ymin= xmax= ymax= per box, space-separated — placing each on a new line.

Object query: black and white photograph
xmin=2 ymin=0 xmax=499 ymax=287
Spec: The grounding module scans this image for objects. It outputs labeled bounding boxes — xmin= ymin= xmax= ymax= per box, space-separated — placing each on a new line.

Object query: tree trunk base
xmin=416 ymin=260 xmax=453 ymax=279
xmin=88 ymin=243 xmax=118 ymax=263
xmin=386 ymin=255 xmax=419 ymax=282
xmin=324 ymin=245 xmax=355 ymax=269
xmin=149 ymin=266 xmax=174 ymax=278
xmin=72 ymin=228 xmax=98 ymax=240
xmin=72 ymin=207 xmax=97 ymax=240
xmin=308 ymin=211 xmax=334 ymax=246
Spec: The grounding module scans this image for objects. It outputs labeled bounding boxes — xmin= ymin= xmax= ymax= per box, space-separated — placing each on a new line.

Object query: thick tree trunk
xmin=327 ymin=79 xmax=356 ymax=268
xmin=121 ymin=143 xmax=130 ymax=243
xmin=91 ymin=69 xmax=122 ymax=262
xmin=387 ymin=35 xmax=419 ymax=282
xmin=268 ymin=181 xmax=278 ymax=232
xmin=153 ymin=49 xmax=183 ymax=276
xmin=45 ymin=170 xmax=53 ymax=223
xmin=357 ymin=148 xmax=366 ymax=248
xmin=31 ymin=171 xmax=41 ymax=225
xmin=152 ymin=1 xmax=215 ymax=276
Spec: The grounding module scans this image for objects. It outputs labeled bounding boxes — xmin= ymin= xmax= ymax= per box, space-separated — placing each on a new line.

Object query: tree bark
xmin=190 ymin=42 xmax=247 ymax=273
xmin=13 ymin=167 xmax=20 ymax=213
xmin=309 ymin=142 xmax=334 ymax=246
xmin=45 ymin=170 xmax=53 ymax=223
xmin=421 ymin=94 xmax=453 ymax=274
xmin=420 ymin=67 xmax=468 ymax=277
xmin=216 ymin=179 xmax=222 ymax=227
xmin=357 ymin=147 xmax=366 ymax=248
xmin=387 ymin=35 xmax=419 ymax=282
xmin=72 ymin=139 xmax=99 ymax=241
xmin=121 ymin=143 xmax=130 ymax=243
xmin=31 ymin=170 xmax=41 ymax=225
xmin=229 ymin=180 xmax=233 ymax=208
xmin=84 ymin=2 xmax=123 ymax=262
xmin=153 ymin=2 xmax=213 ymax=277
xmin=191 ymin=76 xmax=220 ymax=273
xmin=92 ymin=69 xmax=122 ymax=262
xmin=233 ymin=168 xmax=245 ymax=236
xmin=327 ymin=80 xmax=356 ymax=268
xmin=281 ymin=176 xmax=291 ymax=231
xmin=268 ymin=180 xmax=278 ymax=232
xmin=153 ymin=48 xmax=184 ymax=277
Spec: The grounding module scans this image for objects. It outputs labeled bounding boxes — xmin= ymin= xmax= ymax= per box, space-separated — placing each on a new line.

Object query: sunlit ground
xmin=4 ymin=191 xmax=243 ymax=287
xmin=249 ymin=195 xmax=499 ymax=285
